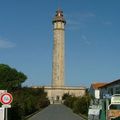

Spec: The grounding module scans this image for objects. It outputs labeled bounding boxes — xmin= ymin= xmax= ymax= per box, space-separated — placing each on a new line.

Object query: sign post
xmin=0 ymin=92 xmax=13 ymax=120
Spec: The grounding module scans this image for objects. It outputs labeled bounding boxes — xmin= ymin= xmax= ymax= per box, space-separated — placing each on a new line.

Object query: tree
xmin=8 ymin=87 xmax=50 ymax=120
xmin=0 ymin=64 xmax=27 ymax=91
xmin=0 ymin=64 xmax=50 ymax=120
xmin=73 ymin=96 xmax=90 ymax=115
xmin=62 ymin=93 xmax=71 ymax=100
xmin=63 ymin=93 xmax=92 ymax=116
xmin=63 ymin=94 xmax=77 ymax=111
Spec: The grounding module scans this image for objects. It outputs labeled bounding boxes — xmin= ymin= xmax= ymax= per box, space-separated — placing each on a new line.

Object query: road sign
xmin=103 ymin=94 xmax=112 ymax=99
xmin=111 ymin=94 xmax=120 ymax=104
xmin=2 ymin=104 xmax=11 ymax=108
xmin=88 ymin=108 xmax=101 ymax=115
xmin=0 ymin=93 xmax=13 ymax=105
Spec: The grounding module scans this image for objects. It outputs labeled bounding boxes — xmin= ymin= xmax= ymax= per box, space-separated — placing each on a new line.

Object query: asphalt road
xmin=28 ymin=104 xmax=86 ymax=120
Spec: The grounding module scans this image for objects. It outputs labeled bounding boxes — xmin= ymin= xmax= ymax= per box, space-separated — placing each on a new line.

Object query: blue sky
xmin=0 ymin=0 xmax=120 ymax=87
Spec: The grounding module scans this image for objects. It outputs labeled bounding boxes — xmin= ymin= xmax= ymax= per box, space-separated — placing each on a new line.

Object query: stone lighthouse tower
xmin=52 ymin=9 xmax=66 ymax=87
xmin=33 ymin=9 xmax=86 ymax=103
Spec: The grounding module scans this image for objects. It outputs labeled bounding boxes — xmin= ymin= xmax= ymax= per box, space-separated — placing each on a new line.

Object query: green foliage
xmin=0 ymin=64 xmax=27 ymax=91
xmin=63 ymin=93 xmax=92 ymax=116
xmin=8 ymin=87 xmax=50 ymax=120
xmin=62 ymin=93 xmax=71 ymax=100
xmin=64 ymin=96 xmax=77 ymax=108
xmin=0 ymin=64 xmax=50 ymax=120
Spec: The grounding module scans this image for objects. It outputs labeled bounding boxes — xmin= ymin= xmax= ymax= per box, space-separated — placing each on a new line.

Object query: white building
xmin=89 ymin=83 xmax=107 ymax=99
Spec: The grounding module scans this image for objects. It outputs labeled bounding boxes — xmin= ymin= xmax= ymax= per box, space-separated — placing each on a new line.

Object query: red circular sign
xmin=0 ymin=93 xmax=13 ymax=105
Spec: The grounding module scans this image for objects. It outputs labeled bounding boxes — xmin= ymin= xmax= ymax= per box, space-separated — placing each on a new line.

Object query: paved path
xmin=28 ymin=104 xmax=85 ymax=120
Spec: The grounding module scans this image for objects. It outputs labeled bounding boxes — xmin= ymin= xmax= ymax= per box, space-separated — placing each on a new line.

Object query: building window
xmin=108 ymin=88 xmax=113 ymax=95
xmin=115 ymin=87 xmax=120 ymax=94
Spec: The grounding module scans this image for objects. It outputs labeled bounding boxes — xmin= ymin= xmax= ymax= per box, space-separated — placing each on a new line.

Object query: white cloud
xmin=81 ymin=35 xmax=91 ymax=45
xmin=78 ymin=12 xmax=96 ymax=18
xmin=81 ymin=35 xmax=87 ymax=40
xmin=103 ymin=21 xmax=112 ymax=25
xmin=0 ymin=39 xmax=16 ymax=48
xmin=67 ymin=20 xmax=81 ymax=30
xmin=67 ymin=12 xmax=95 ymax=19
xmin=66 ymin=11 xmax=96 ymax=30
xmin=67 ymin=20 xmax=80 ymax=25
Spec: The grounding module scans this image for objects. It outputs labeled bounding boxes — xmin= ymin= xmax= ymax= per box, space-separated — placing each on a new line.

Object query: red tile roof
xmin=92 ymin=83 xmax=107 ymax=89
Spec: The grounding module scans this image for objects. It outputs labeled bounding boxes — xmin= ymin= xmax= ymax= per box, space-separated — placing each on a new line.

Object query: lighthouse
xmin=52 ymin=9 xmax=66 ymax=87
